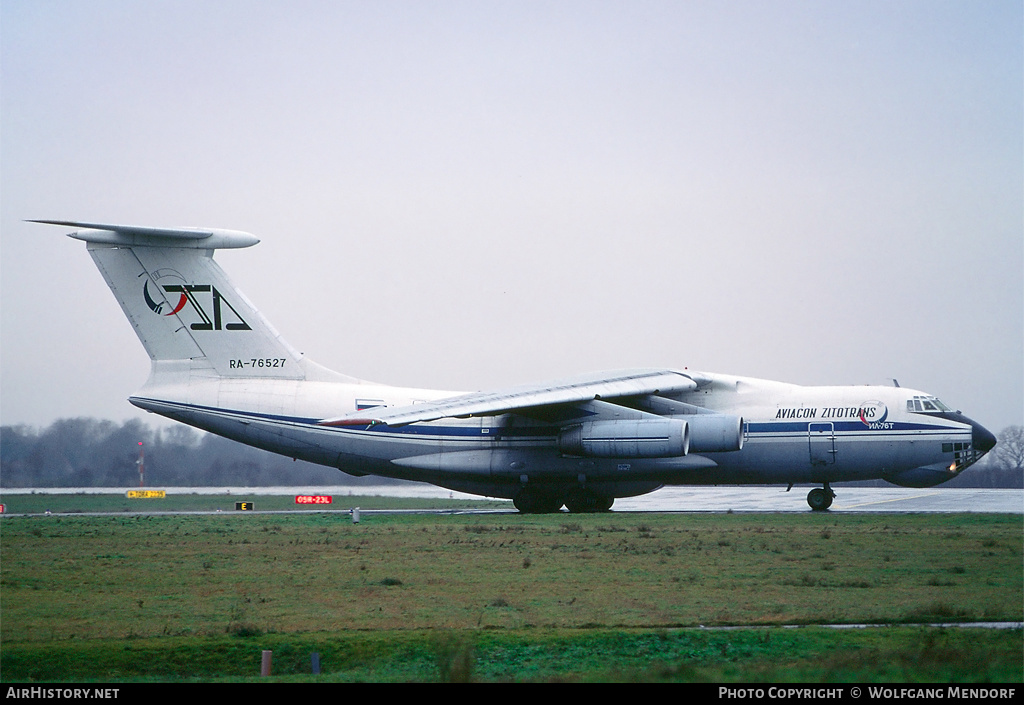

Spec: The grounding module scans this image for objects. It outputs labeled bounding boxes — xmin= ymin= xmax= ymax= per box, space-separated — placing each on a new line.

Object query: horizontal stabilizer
xmin=28 ymin=220 xmax=259 ymax=249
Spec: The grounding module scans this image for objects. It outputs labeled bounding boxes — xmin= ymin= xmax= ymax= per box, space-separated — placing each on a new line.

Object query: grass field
xmin=1 ymin=496 xmax=1021 ymax=682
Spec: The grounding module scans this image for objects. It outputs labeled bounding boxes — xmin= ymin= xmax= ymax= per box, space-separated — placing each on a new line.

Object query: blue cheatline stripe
xmin=130 ymin=397 xmax=559 ymax=440
xmin=746 ymin=421 xmax=958 ymax=435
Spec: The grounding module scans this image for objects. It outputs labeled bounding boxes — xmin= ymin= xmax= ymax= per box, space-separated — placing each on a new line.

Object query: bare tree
xmin=989 ymin=425 xmax=1024 ymax=471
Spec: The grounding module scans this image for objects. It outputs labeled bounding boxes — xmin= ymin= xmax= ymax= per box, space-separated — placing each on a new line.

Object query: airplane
xmin=32 ymin=219 xmax=997 ymax=512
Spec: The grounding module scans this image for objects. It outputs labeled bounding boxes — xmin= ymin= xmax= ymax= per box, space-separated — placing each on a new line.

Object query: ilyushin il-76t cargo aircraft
xmin=33 ymin=220 xmax=997 ymax=512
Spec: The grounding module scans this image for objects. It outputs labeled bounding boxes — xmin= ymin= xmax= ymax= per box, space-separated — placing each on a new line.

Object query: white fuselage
xmin=129 ymin=368 xmax=980 ymax=501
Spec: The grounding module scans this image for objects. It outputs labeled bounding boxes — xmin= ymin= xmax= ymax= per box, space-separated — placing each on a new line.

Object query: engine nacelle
xmin=559 ymin=419 xmax=689 ymax=458
xmin=686 ymin=414 xmax=744 ymax=452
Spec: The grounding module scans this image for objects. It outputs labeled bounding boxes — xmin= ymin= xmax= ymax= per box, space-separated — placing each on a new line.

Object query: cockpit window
xmin=906 ymin=396 xmax=952 ymax=413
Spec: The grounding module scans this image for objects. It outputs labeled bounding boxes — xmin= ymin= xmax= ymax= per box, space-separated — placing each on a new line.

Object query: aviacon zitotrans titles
xmin=32 ymin=220 xmax=997 ymax=513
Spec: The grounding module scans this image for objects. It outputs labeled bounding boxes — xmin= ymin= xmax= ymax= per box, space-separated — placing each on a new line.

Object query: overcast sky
xmin=2 ymin=0 xmax=1021 ymax=434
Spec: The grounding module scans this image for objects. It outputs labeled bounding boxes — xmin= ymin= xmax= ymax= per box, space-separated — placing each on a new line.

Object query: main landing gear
xmin=512 ymin=488 xmax=614 ymax=514
xmin=564 ymin=489 xmax=614 ymax=513
xmin=807 ymin=484 xmax=835 ymax=511
xmin=512 ymin=490 xmax=563 ymax=514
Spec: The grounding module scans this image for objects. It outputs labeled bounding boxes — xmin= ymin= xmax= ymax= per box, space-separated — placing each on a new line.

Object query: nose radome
xmin=972 ymin=420 xmax=997 ymax=454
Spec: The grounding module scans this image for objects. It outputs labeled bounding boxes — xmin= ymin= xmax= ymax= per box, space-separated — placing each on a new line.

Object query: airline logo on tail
xmin=142 ymin=270 xmax=250 ymax=331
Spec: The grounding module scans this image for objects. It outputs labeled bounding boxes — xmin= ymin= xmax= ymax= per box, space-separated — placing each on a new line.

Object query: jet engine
xmin=685 ymin=414 xmax=744 ymax=452
xmin=558 ymin=419 xmax=689 ymax=458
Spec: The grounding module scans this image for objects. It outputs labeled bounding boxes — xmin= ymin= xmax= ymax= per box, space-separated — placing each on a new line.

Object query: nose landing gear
xmin=807 ymin=484 xmax=835 ymax=511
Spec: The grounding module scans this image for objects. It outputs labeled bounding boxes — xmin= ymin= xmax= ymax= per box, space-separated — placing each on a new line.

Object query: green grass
xmin=1 ymin=505 xmax=1021 ymax=681
xmin=1 ymin=626 xmax=1020 ymax=682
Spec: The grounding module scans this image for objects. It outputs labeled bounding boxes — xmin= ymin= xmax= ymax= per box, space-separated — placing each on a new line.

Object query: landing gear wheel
xmin=807 ymin=487 xmax=834 ymax=511
xmin=513 ymin=491 xmax=564 ymax=514
xmin=564 ymin=490 xmax=614 ymax=513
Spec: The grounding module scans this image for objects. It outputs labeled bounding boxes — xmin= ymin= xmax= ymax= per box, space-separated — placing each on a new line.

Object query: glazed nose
xmin=972 ymin=420 xmax=997 ymax=454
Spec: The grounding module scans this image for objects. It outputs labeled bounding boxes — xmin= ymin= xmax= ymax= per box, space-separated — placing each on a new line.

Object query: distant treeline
xmin=1 ymin=418 xmax=1021 ymax=489
xmin=0 ymin=418 xmax=400 ymax=488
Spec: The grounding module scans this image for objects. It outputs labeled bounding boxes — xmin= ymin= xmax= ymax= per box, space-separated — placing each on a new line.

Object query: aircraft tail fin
xmin=33 ymin=220 xmax=341 ymax=382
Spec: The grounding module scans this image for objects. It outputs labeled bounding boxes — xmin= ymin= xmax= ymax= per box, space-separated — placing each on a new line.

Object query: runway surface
xmin=2 ymin=485 xmax=1020 ymax=514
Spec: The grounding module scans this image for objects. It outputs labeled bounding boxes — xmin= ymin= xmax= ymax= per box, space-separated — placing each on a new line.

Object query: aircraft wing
xmin=319 ymin=368 xmax=699 ymax=427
